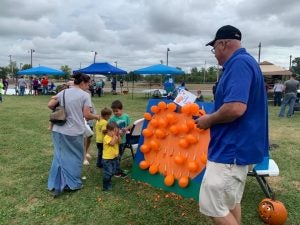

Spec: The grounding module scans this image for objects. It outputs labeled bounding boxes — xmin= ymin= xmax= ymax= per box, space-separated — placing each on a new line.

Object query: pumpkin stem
xmin=271 ymin=192 xmax=276 ymax=200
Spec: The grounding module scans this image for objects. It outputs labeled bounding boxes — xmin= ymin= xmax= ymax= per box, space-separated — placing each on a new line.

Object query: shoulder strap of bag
xmin=62 ymin=90 xmax=66 ymax=107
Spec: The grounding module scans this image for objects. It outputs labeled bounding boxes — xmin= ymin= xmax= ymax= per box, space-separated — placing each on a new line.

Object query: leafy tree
xmin=60 ymin=65 xmax=71 ymax=80
xmin=291 ymin=57 xmax=300 ymax=75
xmin=22 ymin=64 xmax=31 ymax=70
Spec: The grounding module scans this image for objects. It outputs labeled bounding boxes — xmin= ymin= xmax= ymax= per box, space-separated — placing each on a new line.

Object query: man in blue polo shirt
xmin=196 ymin=25 xmax=269 ymax=225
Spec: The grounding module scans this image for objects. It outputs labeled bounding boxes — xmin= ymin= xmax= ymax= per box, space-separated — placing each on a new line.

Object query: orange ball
xmin=151 ymin=105 xmax=160 ymax=114
xmin=190 ymin=103 xmax=199 ymax=115
xmin=150 ymin=140 xmax=159 ymax=151
xmin=158 ymin=101 xmax=167 ymax=110
xmin=164 ymin=174 xmax=175 ymax=186
xmin=174 ymin=155 xmax=185 ymax=165
xmin=155 ymin=129 xmax=166 ymax=139
xmin=144 ymin=112 xmax=152 ymax=120
xmin=181 ymin=104 xmax=191 ymax=115
xmin=167 ymin=102 xmax=177 ymax=112
xmin=178 ymin=176 xmax=189 ymax=188
xmin=200 ymin=153 xmax=207 ymax=164
xmin=179 ymin=138 xmax=189 ymax=148
xmin=158 ymin=118 xmax=167 ymax=128
xmin=179 ymin=124 xmax=189 ymax=133
xmin=149 ymin=118 xmax=159 ymax=128
xmin=166 ymin=113 xmax=176 ymax=124
xmin=139 ymin=160 xmax=150 ymax=170
xmin=188 ymin=161 xmax=198 ymax=172
xmin=149 ymin=165 xmax=159 ymax=175
xmin=170 ymin=125 xmax=179 ymax=135
xmin=140 ymin=144 xmax=150 ymax=153
xmin=142 ymin=128 xmax=153 ymax=138
xmin=186 ymin=119 xmax=196 ymax=130
xmin=186 ymin=134 xmax=197 ymax=144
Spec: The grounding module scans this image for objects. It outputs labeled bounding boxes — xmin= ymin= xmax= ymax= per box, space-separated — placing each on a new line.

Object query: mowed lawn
xmin=0 ymin=93 xmax=299 ymax=225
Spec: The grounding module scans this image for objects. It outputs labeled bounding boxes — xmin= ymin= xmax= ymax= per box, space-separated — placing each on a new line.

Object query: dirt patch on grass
xmin=268 ymin=176 xmax=285 ymax=192
xmin=292 ymin=180 xmax=300 ymax=191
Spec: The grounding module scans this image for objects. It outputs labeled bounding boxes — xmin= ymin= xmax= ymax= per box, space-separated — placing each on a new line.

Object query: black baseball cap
xmin=206 ymin=25 xmax=242 ymax=46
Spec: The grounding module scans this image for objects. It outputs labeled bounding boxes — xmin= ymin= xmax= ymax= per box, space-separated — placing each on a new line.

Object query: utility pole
xmin=289 ymin=55 xmax=292 ymax=71
xmin=91 ymin=51 xmax=97 ymax=63
xmin=8 ymin=55 xmax=12 ymax=75
xmin=166 ymin=48 xmax=170 ymax=66
xmin=258 ymin=42 xmax=261 ymax=64
xmin=30 ymin=49 xmax=35 ymax=68
xmin=204 ymin=60 xmax=206 ymax=83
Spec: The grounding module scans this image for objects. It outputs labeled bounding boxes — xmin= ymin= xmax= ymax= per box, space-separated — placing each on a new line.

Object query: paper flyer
xmin=174 ymin=89 xmax=197 ymax=107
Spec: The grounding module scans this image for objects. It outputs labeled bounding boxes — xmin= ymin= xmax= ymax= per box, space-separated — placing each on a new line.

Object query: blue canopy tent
xmin=133 ymin=64 xmax=185 ymax=99
xmin=133 ymin=64 xmax=184 ymax=75
xmin=17 ymin=66 xmax=65 ymax=76
xmin=73 ymin=62 xmax=127 ymax=75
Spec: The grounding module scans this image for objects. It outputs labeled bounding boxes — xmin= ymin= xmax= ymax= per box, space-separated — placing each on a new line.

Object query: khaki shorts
xmin=199 ymin=161 xmax=248 ymax=217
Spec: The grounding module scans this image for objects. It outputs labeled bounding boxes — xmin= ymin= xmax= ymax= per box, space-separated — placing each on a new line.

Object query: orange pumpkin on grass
xmin=258 ymin=197 xmax=288 ymax=225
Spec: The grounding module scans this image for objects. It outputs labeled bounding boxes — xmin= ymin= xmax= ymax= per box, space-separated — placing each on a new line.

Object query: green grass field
xmin=0 ymin=93 xmax=299 ymax=225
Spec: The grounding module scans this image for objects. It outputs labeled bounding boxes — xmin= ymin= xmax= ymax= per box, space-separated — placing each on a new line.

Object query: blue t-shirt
xmin=208 ymin=48 xmax=269 ymax=165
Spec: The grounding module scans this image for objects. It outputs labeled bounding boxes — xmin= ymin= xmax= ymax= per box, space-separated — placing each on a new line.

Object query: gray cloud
xmin=1 ymin=0 xmax=299 ymax=72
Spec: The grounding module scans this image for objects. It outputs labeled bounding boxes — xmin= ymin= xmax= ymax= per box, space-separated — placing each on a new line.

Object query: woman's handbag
xmin=49 ymin=90 xmax=67 ymax=125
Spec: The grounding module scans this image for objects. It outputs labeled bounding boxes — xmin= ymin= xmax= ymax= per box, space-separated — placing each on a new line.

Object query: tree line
xmin=1 ymin=57 xmax=299 ymax=83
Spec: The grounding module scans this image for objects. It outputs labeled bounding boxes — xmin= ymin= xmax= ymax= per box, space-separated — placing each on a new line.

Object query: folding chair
xmin=247 ymin=159 xmax=280 ymax=198
xmin=122 ymin=118 xmax=144 ymax=159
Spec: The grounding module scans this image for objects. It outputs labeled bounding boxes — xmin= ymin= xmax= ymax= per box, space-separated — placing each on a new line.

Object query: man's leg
xmin=230 ymin=203 xmax=241 ymax=224
xmin=279 ymin=95 xmax=288 ymax=116
xmin=287 ymin=95 xmax=296 ymax=117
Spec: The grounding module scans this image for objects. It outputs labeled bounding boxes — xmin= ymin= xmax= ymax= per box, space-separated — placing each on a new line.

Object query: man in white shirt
xmin=273 ymin=80 xmax=284 ymax=106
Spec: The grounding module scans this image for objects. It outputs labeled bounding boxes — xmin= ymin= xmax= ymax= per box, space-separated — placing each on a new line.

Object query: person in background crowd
xmin=89 ymin=79 xmax=96 ymax=97
xmin=38 ymin=77 xmax=42 ymax=95
xmin=196 ymin=90 xmax=204 ymax=102
xmin=28 ymin=77 xmax=33 ymax=95
xmin=0 ymin=81 xmax=3 ymax=102
xmin=278 ymin=74 xmax=299 ymax=117
xmin=3 ymin=78 xmax=9 ymax=95
xmin=41 ymin=76 xmax=49 ymax=95
xmin=111 ymin=77 xmax=117 ymax=94
xmin=17 ymin=76 xmax=27 ymax=96
xmin=33 ymin=77 xmax=39 ymax=96
xmin=196 ymin=25 xmax=269 ymax=225
xmin=273 ymin=79 xmax=284 ymax=106
xmin=96 ymin=79 xmax=104 ymax=97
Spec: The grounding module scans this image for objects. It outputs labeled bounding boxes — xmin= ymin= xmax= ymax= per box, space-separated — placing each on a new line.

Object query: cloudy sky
xmin=1 ymin=0 xmax=299 ymax=73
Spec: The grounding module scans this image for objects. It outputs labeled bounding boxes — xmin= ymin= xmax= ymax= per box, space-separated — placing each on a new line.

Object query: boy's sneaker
xmin=86 ymin=153 xmax=92 ymax=159
xmin=114 ymin=173 xmax=122 ymax=178
xmin=83 ymin=160 xmax=90 ymax=166
xmin=120 ymin=172 xmax=128 ymax=177
xmin=114 ymin=171 xmax=128 ymax=178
